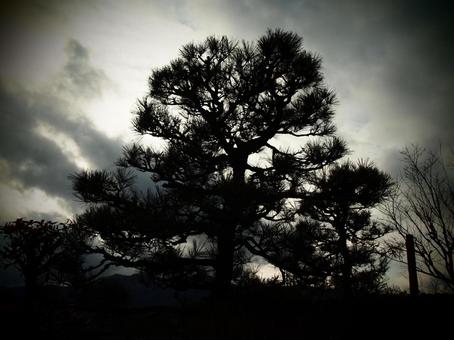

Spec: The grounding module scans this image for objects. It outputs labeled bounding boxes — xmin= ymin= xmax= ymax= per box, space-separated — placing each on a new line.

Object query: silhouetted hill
xmin=89 ymin=273 xmax=210 ymax=308
xmin=0 ymin=273 xmax=210 ymax=309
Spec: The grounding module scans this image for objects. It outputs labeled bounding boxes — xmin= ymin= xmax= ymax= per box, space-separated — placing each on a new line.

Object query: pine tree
xmin=72 ymin=29 xmax=346 ymax=292
xmin=258 ymin=161 xmax=393 ymax=294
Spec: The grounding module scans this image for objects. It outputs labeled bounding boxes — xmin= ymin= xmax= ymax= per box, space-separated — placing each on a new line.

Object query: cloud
xmin=243 ymin=0 xmax=454 ymax=172
xmin=0 ymin=39 xmax=122 ymax=221
xmin=167 ymin=0 xmax=454 ymax=179
xmin=2 ymin=1 xmax=451 ymax=211
xmin=155 ymin=0 xmax=454 ymax=148
xmin=56 ymin=39 xmax=110 ymax=100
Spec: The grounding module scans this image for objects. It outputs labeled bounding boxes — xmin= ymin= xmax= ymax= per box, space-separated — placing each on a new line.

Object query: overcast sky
xmin=1 ymin=0 xmax=453 ymax=287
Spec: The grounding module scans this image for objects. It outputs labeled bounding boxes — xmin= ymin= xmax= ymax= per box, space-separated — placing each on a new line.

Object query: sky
xmin=1 ymin=0 xmax=453 ymax=288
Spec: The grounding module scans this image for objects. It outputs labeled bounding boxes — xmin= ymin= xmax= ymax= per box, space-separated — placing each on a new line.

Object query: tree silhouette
xmin=304 ymin=161 xmax=392 ymax=294
xmin=0 ymin=219 xmax=109 ymax=297
xmin=72 ymin=29 xmax=347 ymax=292
xmin=0 ymin=219 xmax=61 ymax=298
xmin=249 ymin=161 xmax=393 ymax=294
xmin=382 ymin=146 xmax=454 ymax=292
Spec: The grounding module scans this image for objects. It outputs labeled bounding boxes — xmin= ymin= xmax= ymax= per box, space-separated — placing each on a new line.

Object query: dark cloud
xmin=1 ymin=1 xmax=451 ymax=214
xmin=177 ymin=0 xmax=454 ymax=158
xmin=170 ymin=0 xmax=454 ymax=177
xmin=57 ymin=39 xmax=110 ymax=99
xmin=0 ymin=40 xmax=122 ymax=219
xmin=250 ymin=0 xmax=454 ymax=172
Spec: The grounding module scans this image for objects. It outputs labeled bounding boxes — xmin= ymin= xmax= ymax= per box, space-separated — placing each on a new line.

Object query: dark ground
xmin=0 ymin=286 xmax=452 ymax=339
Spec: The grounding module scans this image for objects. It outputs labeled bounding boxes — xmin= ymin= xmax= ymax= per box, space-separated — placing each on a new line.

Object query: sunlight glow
xmin=85 ymin=90 xmax=135 ymax=140
xmin=34 ymin=122 xmax=92 ymax=170
xmin=0 ymin=184 xmax=72 ymax=222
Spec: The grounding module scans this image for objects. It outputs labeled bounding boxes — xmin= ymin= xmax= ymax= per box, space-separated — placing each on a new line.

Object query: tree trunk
xmin=215 ymin=224 xmax=235 ymax=294
xmin=214 ymin=164 xmax=245 ymax=294
xmin=338 ymin=225 xmax=352 ymax=297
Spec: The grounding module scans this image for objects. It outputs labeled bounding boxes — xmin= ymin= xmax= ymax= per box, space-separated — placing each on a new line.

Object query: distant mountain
xmin=0 ymin=273 xmax=210 ymax=309
xmin=98 ymin=273 xmax=210 ymax=308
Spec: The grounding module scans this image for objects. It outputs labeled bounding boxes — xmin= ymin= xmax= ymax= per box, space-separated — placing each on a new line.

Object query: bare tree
xmin=382 ymin=146 xmax=454 ymax=291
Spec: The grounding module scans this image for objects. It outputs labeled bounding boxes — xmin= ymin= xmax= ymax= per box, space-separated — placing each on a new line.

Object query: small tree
xmin=0 ymin=219 xmax=109 ymax=296
xmin=0 ymin=219 xmax=68 ymax=299
xmin=309 ymin=161 xmax=393 ymax=294
xmin=72 ymin=29 xmax=347 ymax=292
xmin=382 ymin=146 xmax=454 ymax=291
xmin=251 ymin=161 xmax=393 ymax=294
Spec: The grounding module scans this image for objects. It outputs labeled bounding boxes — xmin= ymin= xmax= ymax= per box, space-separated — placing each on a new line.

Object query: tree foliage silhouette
xmin=302 ymin=161 xmax=392 ymax=294
xmin=0 ymin=219 xmax=109 ymax=296
xmin=0 ymin=219 xmax=65 ymax=297
xmin=72 ymin=29 xmax=347 ymax=292
xmin=248 ymin=161 xmax=393 ymax=294
xmin=382 ymin=146 xmax=454 ymax=291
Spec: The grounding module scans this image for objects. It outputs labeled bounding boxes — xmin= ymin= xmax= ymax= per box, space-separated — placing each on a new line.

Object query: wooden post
xmin=405 ymin=234 xmax=419 ymax=295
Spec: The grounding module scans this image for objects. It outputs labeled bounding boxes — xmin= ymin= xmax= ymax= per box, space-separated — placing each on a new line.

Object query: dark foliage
xmin=249 ymin=160 xmax=393 ymax=294
xmin=0 ymin=219 xmax=109 ymax=294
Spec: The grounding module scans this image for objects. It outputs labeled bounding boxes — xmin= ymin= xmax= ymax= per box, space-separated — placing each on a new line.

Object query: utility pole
xmin=406 ymin=234 xmax=419 ymax=295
